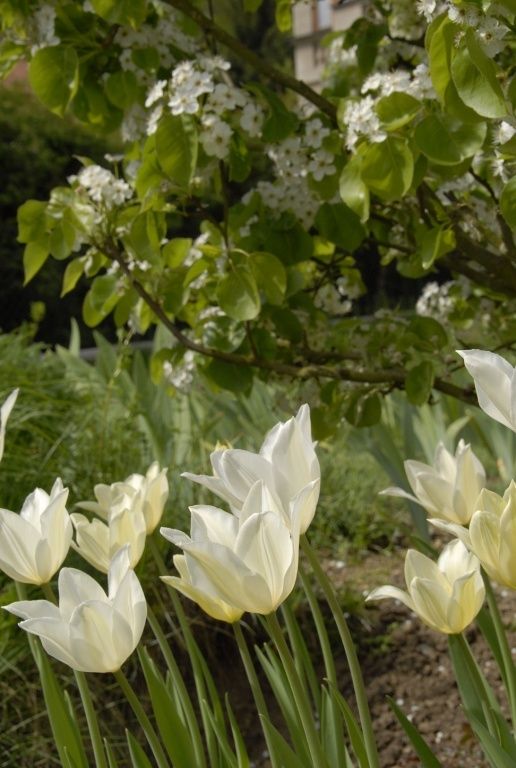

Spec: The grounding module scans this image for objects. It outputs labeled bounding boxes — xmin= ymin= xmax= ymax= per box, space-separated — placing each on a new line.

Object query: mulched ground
xmin=326 ymin=550 xmax=516 ymax=768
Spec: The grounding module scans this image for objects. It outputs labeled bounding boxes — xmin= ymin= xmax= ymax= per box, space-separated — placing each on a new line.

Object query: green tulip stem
xmin=146 ymin=605 xmax=206 ymax=768
xmin=301 ymin=535 xmax=380 ymax=768
xmin=483 ymin=573 xmax=516 ymax=732
xmin=114 ymin=667 xmax=170 ymax=768
xmin=265 ymin=611 xmax=327 ymax=768
xmin=40 ymin=582 xmax=108 ymax=768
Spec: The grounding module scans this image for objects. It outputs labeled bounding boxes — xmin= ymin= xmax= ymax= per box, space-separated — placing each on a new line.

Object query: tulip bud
xmin=4 ymin=546 xmax=146 ymax=673
xmin=78 ymin=462 xmax=169 ymax=534
xmin=0 ymin=478 xmax=72 ymax=584
xmin=367 ymin=539 xmax=485 ymax=634
xmin=381 ymin=439 xmax=485 ymax=525
xmin=183 ymin=404 xmax=320 ymax=533
xmin=0 ymin=389 xmax=18 ymax=464
xmin=459 ymin=482 xmax=516 ymax=589
xmin=458 ymin=349 xmax=516 ymax=431
xmin=161 ymin=480 xmax=302 ymax=620
xmin=71 ymin=490 xmax=147 ymax=573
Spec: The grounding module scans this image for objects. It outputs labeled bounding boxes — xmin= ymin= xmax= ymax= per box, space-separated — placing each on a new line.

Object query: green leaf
xmin=225 ymin=695 xmax=250 ymax=768
xmin=104 ymin=739 xmax=120 ymax=768
xmin=17 ymin=200 xmax=49 ymax=243
xmin=426 ymin=14 xmax=455 ymax=101
xmin=345 ymin=393 xmax=382 ymax=427
xmin=406 ymin=361 xmax=434 ymax=405
xmin=83 ymin=275 xmax=120 ymax=326
xmin=275 ymin=0 xmax=292 ymax=31
xmin=268 ymin=306 xmax=304 ymax=342
xmin=29 ymin=46 xmax=79 ymax=116
xmin=361 ymin=138 xmax=413 ymax=202
xmin=388 ymin=697 xmax=442 ymax=768
xmin=30 ymin=640 xmax=88 ymax=768
xmin=162 ymin=238 xmax=192 ymax=268
xmin=250 ymin=251 xmax=287 ymax=305
xmin=406 ymin=316 xmax=448 ymax=350
xmin=229 ymin=133 xmax=251 ymax=182
xmin=261 ymin=718 xmax=307 ymax=768
xmin=204 ymin=359 xmax=253 ymax=394
xmin=339 ymin=158 xmax=370 ymax=223
xmin=329 ymin=686 xmax=369 ymax=768
xmin=217 ymin=266 xmax=261 ymax=321
xmin=451 ymin=30 xmax=507 ymax=119
xmin=501 ymin=177 xmax=516 ymax=230
xmin=470 ymin=718 xmax=516 ymax=768
xmin=126 ymin=731 xmax=153 ymax=768
xmin=419 ymin=225 xmax=456 ymax=268
xmin=414 ymin=114 xmax=486 ymax=165
xmin=105 ymin=70 xmax=140 ymax=109
xmin=155 ymin=114 xmax=198 ymax=188
xmin=23 ymin=241 xmax=49 ymax=284
xmin=315 ymin=202 xmax=366 ymax=251
xmin=91 ymin=0 xmax=147 ymax=26
xmin=244 ymin=0 xmax=263 ymax=9
xmin=249 ymin=84 xmax=299 ymax=142
xmin=138 ymin=647 xmax=196 ymax=768
xmin=375 ymin=92 xmax=421 ymax=131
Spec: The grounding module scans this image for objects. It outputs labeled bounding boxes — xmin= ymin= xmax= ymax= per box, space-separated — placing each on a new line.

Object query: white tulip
xmin=71 ymin=490 xmax=147 ymax=573
xmin=183 ymin=404 xmax=320 ymax=533
xmin=0 ymin=389 xmax=18 ymax=464
xmin=432 ymin=482 xmax=516 ymax=590
xmin=458 ymin=349 xmax=516 ymax=431
xmin=0 ymin=478 xmax=72 ymax=584
xmin=79 ymin=462 xmax=169 ymax=533
xmin=161 ymin=480 xmax=302 ymax=620
xmin=367 ymin=539 xmax=485 ymax=634
xmin=381 ymin=439 xmax=485 ymax=524
xmin=4 ymin=546 xmax=146 ymax=673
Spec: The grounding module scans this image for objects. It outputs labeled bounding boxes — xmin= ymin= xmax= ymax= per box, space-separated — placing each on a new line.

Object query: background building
xmin=292 ymin=0 xmax=364 ymax=87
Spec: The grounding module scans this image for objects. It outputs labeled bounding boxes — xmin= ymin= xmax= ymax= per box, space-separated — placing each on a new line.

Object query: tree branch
xmin=108 ymin=245 xmax=477 ymax=406
xmin=163 ymin=0 xmax=338 ymax=124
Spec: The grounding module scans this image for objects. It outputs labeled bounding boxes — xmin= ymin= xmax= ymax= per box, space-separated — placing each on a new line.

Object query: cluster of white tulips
xmin=2 ymin=347 xmax=516 ymax=767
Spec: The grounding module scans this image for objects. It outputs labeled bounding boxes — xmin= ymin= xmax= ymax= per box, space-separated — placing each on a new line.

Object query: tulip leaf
xmin=255 ymin=646 xmax=313 ymax=766
xmin=29 ymin=637 xmax=88 ymax=768
xmin=225 ymin=694 xmax=250 ymax=768
xmin=330 ymin=686 xmax=369 ymax=768
xmin=200 ymin=699 xmax=239 ymax=768
xmin=138 ymin=647 xmax=197 ymax=768
xmin=387 ymin=697 xmax=442 ymax=768
xmin=260 ymin=717 xmax=309 ymax=768
xmin=126 ymin=730 xmax=154 ymax=768
xmin=469 ymin=717 xmax=516 ymax=768
xmin=104 ymin=739 xmax=121 ymax=768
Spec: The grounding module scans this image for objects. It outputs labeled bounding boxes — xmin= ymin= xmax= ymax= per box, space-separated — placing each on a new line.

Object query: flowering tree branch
xmin=163 ymin=0 xmax=338 ymax=124
xmin=108 ymin=244 xmax=477 ymax=405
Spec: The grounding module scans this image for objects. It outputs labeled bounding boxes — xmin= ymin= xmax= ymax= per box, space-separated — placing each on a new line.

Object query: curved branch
xmin=163 ymin=0 xmax=338 ymax=124
xmin=109 ymin=247 xmax=477 ymax=406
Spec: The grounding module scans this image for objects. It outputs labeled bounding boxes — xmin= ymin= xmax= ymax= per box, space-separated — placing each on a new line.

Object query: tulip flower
xmin=432 ymin=482 xmax=516 ymax=590
xmin=380 ymin=439 xmax=485 ymax=525
xmin=367 ymin=539 xmax=485 ymax=634
xmin=0 ymin=478 xmax=72 ymax=584
xmin=78 ymin=462 xmax=169 ymax=533
xmin=0 ymin=388 xmax=18 ymax=464
xmin=183 ymin=404 xmax=320 ymax=533
xmin=4 ymin=546 xmax=146 ymax=673
xmin=71 ymin=489 xmax=147 ymax=573
xmin=161 ymin=480 xmax=303 ymax=620
xmin=458 ymin=349 xmax=516 ymax=431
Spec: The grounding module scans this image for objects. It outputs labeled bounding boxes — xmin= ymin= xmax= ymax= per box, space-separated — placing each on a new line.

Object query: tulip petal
xmin=366 ymin=585 xmax=415 ymax=611
xmin=4 ymin=599 xmax=60 ymax=622
xmin=404 ymin=550 xmax=446 ymax=591
xmin=469 ymin=511 xmax=502 ymax=583
xmin=0 ymin=389 xmax=18 ymax=464
xmin=20 ymin=617 xmax=77 ymax=669
xmin=190 ymin=505 xmax=239 ymax=546
xmin=0 ymin=509 xmax=39 ymax=582
xmin=58 ymin=567 xmax=107 ymax=621
xmin=458 ymin=350 xmax=514 ymax=429
xmin=411 ymin=578 xmax=450 ymax=632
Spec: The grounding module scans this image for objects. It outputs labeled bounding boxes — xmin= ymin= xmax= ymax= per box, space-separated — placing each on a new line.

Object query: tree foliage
xmin=2 ymin=0 xmax=516 ymax=433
